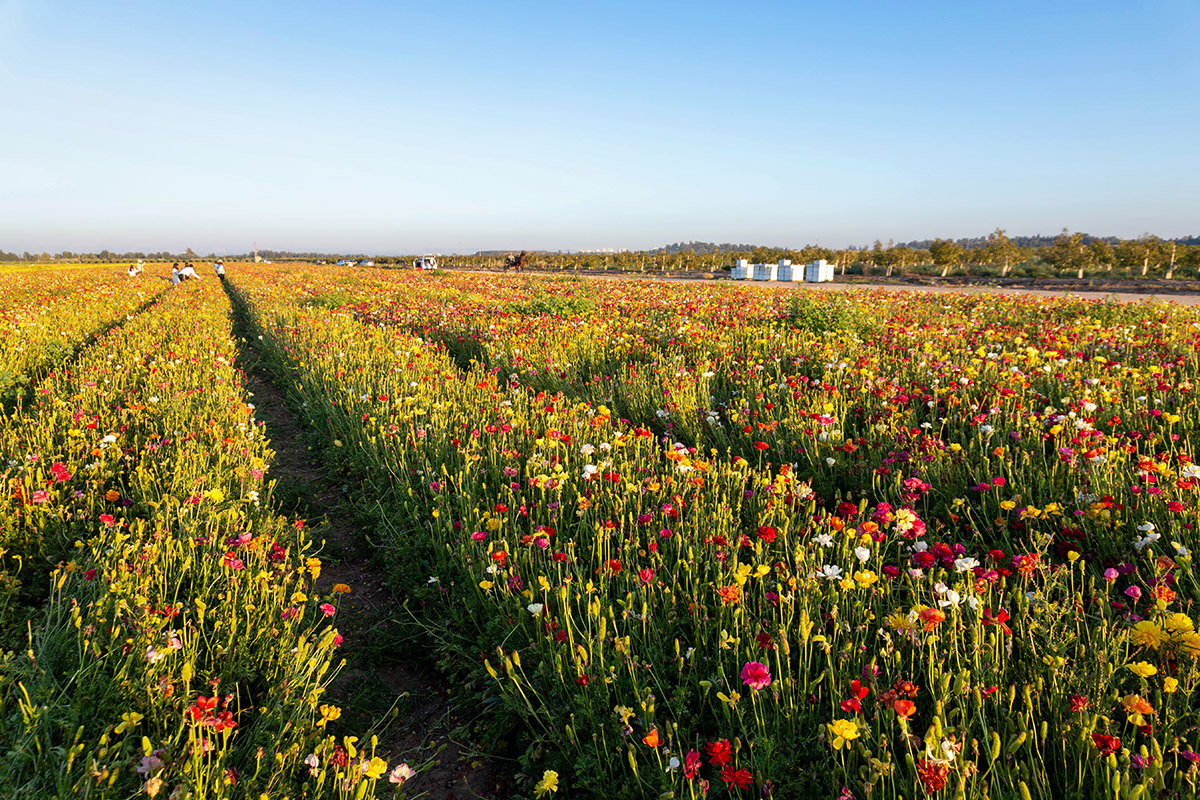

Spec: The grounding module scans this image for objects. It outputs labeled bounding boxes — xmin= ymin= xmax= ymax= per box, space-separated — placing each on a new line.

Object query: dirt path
xmin=450 ymin=268 xmax=1200 ymax=306
xmin=229 ymin=300 xmax=510 ymax=799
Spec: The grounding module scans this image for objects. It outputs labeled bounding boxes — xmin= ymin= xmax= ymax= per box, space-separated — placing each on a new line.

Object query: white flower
xmin=145 ymin=646 xmax=162 ymax=664
xmin=304 ymin=754 xmax=321 ymax=776
xmin=979 ymin=425 xmax=994 ymax=435
xmin=485 ymin=564 xmax=498 ymax=574
xmin=817 ymin=565 xmax=844 ymax=580
xmin=908 ymin=568 xmax=925 ymax=579
xmin=854 ymin=547 xmax=871 ymax=563
xmin=967 ymin=596 xmax=981 ymax=611
xmin=953 ymin=557 xmax=980 ymax=572
xmin=1172 ymin=541 xmax=1191 ymax=556
xmin=1181 ymin=464 xmax=1200 ymax=479
xmin=825 ymin=457 xmax=837 ymax=467
xmin=1137 ymin=522 xmax=1156 ymax=532
xmin=582 ymin=464 xmax=599 ymax=479
xmin=667 ymin=756 xmax=681 ymax=772
xmin=428 ymin=576 xmax=439 ymax=584
xmin=389 ymin=764 xmax=415 ymax=785
xmin=815 ymin=533 xmax=834 ymax=548
xmin=580 ymin=444 xmax=596 ymax=456
xmin=527 ymin=603 xmax=544 ymax=615
xmin=937 ymin=590 xmax=961 ymax=609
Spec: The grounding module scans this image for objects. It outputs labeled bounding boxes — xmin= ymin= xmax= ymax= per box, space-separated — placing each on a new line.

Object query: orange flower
xmin=919 ymin=608 xmax=946 ymax=631
xmin=717 ymin=585 xmax=741 ymax=606
xmin=642 ymin=728 xmax=660 ymax=747
xmin=894 ymin=699 xmax=916 ymax=718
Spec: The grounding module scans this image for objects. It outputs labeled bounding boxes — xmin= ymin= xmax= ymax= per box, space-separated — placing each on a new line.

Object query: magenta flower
xmin=740 ymin=660 xmax=772 ymax=691
xmin=319 ymin=603 xmax=336 ymax=617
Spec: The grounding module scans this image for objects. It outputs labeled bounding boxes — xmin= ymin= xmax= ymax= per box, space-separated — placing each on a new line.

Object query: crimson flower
xmin=982 ymin=608 xmax=1012 ymax=635
xmin=705 ymin=739 xmax=732 ymax=767
xmin=720 ymin=765 xmax=753 ymax=790
xmin=1092 ymin=733 xmax=1121 ymax=756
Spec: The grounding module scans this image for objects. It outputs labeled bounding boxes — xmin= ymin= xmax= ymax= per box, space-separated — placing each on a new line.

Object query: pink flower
xmin=319 ymin=603 xmax=336 ymax=617
xmin=221 ymin=552 xmax=245 ymax=570
xmin=99 ymin=513 xmax=116 ymax=526
xmin=31 ymin=490 xmax=50 ymax=503
xmin=470 ymin=531 xmax=487 ymax=541
xmin=740 ymin=660 xmax=772 ymax=691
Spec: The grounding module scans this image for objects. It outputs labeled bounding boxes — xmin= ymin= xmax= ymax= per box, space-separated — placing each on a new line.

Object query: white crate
xmin=753 ymin=263 xmax=778 ymax=281
xmin=777 ymin=264 xmax=800 ymax=282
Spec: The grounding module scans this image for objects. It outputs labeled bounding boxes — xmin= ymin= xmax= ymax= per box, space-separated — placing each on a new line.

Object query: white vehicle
xmin=336 ymin=259 xmax=357 ymax=267
xmin=414 ymin=255 xmax=439 ymax=270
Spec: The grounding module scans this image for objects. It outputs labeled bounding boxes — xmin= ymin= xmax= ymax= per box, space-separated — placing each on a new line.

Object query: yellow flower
xmin=1127 ymin=661 xmax=1158 ymax=678
xmin=291 ymin=591 xmax=308 ymax=605
xmin=318 ymin=704 xmax=342 ymax=725
xmin=479 ymin=580 xmax=494 ymax=590
xmin=1162 ymin=613 xmax=1194 ymax=637
xmin=1164 ymin=677 xmax=1179 ymax=693
xmin=364 ymin=757 xmax=387 ymax=779
xmin=306 ymin=557 xmax=322 ymax=579
xmin=534 ymin=769 xmax=560 ymax=797
xmin=854 ymin=570 xmax=879 ymax=588
xmin=827 ymin=718 xmax=859 ymax=750
xmin=885 ymin=611 xmax=912 ymax=632
xmin=1130 ymin=621 xmax=1165 ymax=650
xmin=999 ymin=500 xmax=1017 ymax=511
xmin=114 ymin=711 xmax=143 ymax=734
xmin=105 ymin=489 xmax=120 ymax=502
xmin=1179 ymin=631 xmax=1200 ymax=657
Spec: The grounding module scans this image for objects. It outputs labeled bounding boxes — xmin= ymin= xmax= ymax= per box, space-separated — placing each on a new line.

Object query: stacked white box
xmin=753 ymin=263 xmax=778 ymax=281
xmin=731 ymin=259 xmax=751 ymax=280
xmin=804 ymin=259 xmax=835 ymax=283
xmin=777 ymin=259 xmax=799 ymax=282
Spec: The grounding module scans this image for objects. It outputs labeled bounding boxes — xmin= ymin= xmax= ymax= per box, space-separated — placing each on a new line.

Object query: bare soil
xmin=238 ymin=347 xmax=511 ymax=799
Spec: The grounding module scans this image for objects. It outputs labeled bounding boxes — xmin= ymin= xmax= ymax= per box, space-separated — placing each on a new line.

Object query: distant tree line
xmin=5 ymin=231 xmax=1199 ymax=280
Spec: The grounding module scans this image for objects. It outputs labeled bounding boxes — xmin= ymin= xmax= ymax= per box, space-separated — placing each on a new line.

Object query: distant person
xmin=517 ymin=251 xmax=527 ymax=272
xmin=213 ymin=260 xmax=226 ymax=281
xmin=127 ymin=263 xmax=141 ymax=278
xmin=503 ymin=252 xmax=516 ymax=271
xmin=172 ymin=264 xmax=201 ymax=285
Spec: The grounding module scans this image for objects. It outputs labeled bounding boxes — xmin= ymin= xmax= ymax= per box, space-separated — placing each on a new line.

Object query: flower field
xmin=0 ymin=275 xmax=392 ymax=798
xmin=3 ymin=263 xmax=1200 ymax=799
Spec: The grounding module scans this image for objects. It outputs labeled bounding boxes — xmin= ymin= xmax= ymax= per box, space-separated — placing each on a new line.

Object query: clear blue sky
xmin=1 ymin=0 xmax=1197 ymax=254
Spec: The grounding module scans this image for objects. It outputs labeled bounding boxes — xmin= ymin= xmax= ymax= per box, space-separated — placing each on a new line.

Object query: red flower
xmin=720 ymin=765 xmax=753 ymax=790
xmin=683 ymin=750 xmax=701 ymax=780
xmin=705 ymin=739 xmax=732 ymax=767
xmin=982 ymin=608 xmax=1012 ymax=635
xmin=1092 ymin=733 xmax=1121 ymax=756
xmin=916 ymin=758 xmax=949 ymax=792
xmin=1069 ymin=695 xmax=1089 ymax=712
xmin=221 ymin=552 xmax=245 ymax=570
xmin=756 ymin=525 xmax=776 ymax=542
xmin=753 ymin=442 xmax=769 ymax=451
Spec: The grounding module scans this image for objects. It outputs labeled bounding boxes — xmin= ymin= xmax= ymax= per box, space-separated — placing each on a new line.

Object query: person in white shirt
xmin=213 ymin=260 xmax=226 ymax=280
xmin=171 ymin=264 xmax=201 ymax=285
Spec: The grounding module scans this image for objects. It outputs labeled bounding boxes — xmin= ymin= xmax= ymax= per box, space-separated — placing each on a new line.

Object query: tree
xmin=983 ymin=228 xmax=1020 ymax=276
xmin=1087 ymin=240 xmax=1115 ymax=272
xmin=1047 ymin=229 xmax=1090 ymax=278
xmin=929 ymin=239 xmax=964 ymax=277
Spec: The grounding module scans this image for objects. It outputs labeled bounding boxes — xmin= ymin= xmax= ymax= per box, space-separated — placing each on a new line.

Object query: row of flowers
xmin=0 ymin=278 xmax=400 ymax=798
